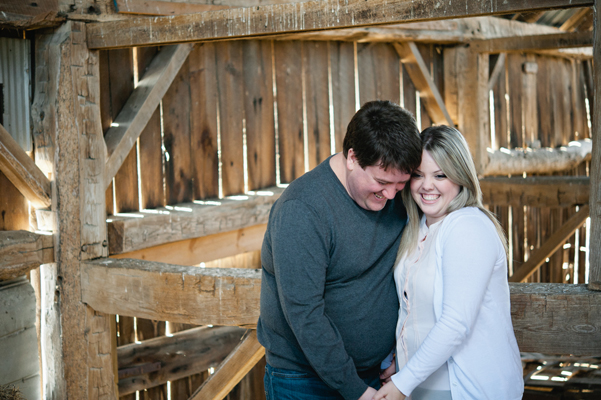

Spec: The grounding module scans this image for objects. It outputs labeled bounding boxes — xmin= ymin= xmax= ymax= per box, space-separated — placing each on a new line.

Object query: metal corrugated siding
xmin=0 ymin=37 xmax=32 ymax=152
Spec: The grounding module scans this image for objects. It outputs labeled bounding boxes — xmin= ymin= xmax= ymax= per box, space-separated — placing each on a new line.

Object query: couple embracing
xmin=257 ymin=101 xmax=524 ymax=400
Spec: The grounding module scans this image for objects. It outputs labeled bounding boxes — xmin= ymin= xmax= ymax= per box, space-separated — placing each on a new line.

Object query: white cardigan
xmin=391 ymin=207 xmax=524 ymax=400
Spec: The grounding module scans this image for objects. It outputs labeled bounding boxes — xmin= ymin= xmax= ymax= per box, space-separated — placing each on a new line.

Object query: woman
xmin=374 ymin=126 xmax=523 ymax=400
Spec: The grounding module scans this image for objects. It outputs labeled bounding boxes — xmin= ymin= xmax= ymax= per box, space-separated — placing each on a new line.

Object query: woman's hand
xmin=380 ymin=359 xmax=396 ymax=384
xmin=373 ymin=382 xmax=406 ymax=400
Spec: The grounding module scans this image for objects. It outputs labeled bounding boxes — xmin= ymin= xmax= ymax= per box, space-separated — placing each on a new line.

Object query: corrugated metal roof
xmin=0 ymin=37 xmax=32 ymax=152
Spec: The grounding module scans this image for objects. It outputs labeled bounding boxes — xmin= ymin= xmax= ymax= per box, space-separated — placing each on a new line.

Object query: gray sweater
xmin=257 ymin=156 xmax=406 ymax=399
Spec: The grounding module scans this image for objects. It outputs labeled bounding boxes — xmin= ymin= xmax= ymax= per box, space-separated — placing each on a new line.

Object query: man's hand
xmin=373 ymin=382 xmax=406 ymax=400
xmin=358 ymin=386 xmax=377 ymax=400
xmin=380 ymin=359 xmax=396 ymax=384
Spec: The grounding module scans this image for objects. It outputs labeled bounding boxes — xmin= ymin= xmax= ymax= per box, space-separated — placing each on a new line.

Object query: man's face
xmin=345 ymin=149 xmax=411 ymax=211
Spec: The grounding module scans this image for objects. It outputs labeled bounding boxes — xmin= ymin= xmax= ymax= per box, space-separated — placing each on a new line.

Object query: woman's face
xmin=410 ymin=150 xmax=461 ymax=226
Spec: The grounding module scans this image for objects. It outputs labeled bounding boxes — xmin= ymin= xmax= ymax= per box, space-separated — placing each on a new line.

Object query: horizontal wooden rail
xmin=480 ymin=176 xmax=589 ymax=207
xmin=82 ymin=257 xmax=601 ymax=356
xmin=107 ymin=187 xmax=283 ymax=255
xmin=85 ymin=0 xmax=591 ymax=49
xmin=0 ymin=231 xmax=54 ymax=280
xmin=471 ymin=30 xmax=592 ymax=53
xmin=117 ymin=326 xmax=246 ymax=395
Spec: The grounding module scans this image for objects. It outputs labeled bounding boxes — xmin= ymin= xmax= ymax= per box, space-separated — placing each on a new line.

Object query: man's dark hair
xmin=342 ymin=100 xmax=421 ymax=173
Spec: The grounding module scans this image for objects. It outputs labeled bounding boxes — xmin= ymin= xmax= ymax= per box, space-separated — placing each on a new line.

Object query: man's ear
xmin=346 ymin=148 xmax=357 ymax=171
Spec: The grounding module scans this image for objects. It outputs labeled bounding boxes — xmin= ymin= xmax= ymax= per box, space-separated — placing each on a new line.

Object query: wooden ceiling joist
xmin=107 ymin=187 xmax=282 ymax=255
xmin=393 ymin=42 xmax=453 ymax=126
xmin=190 ymin=330 xmax=265 ymax=400
xmin=560 ymin=7 xmax=592 ymax=31
xmin=85 ymin=0 xmax=592 ymax=49
xmin=0 ymin=123 xmax=52 ymax=209
xmin=104 ymin=43 xmax=195 ymax=189
xmin=483 ymin=139 xmax=592 ymax=176
xmin=471 ymin=30 xmax=593 ymax=54
xmin=111 ymin=224 xmax=267 ymax=266
xmin=118 ymin=325 xmax=246 ymax=395
xmin=510 ymin=205 xmax=590 ymax=283
xmin=0 ymin=230 xmax=54 ymax=281
xmin=480 ymin=176 xmax=590 ymax=208
xmin=81 ymin=258 xmax=261 ymax=327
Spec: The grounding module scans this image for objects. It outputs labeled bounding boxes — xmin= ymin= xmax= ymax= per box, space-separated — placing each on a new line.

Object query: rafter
xmin=0 ymin=123 xmax=52 ymax=209
xmin=104 ymin=44 xmax=194 ymax=189
xmin=393 ymin=42 xmax=453 ymax=126
xmin=85 ymin=0 xmax=591 ymax=49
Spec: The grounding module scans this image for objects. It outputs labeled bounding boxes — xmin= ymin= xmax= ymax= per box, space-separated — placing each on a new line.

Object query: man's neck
xmin=329 ymin=153 xmax=348 ymax=193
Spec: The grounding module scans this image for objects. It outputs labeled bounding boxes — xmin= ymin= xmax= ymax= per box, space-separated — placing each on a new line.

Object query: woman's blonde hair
xmin=397 ymin=125 xmax=508 ymax=261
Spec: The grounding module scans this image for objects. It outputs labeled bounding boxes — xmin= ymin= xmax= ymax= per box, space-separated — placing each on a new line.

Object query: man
xmin=257 ymin=100 xmax=422 ymax=400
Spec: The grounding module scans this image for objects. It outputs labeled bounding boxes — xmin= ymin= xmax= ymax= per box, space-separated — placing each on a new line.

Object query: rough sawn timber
xmin=81 ymin=258 xmax=262 ymax=327
xmin=85 ymin=0 xmax=592 ymax=49
xmin=0 ymin=231 xmax=54 ymax=280
xmin=107 ymin=187 xmax=282 ymax=255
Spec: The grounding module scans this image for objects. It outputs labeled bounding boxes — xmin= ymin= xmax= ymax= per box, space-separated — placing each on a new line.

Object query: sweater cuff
xmin=391 ymin=367 xmax=421 ymax=397
xmin=338 ymin=374 xmax=369 ymax=400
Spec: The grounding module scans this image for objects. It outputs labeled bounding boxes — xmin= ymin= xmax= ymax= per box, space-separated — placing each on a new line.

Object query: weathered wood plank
xmin=483 ymin=139 xmax=592 ymax=176
xmin=85 ymin=0 xmax=592 ymax=49
xmin=113 ymin=0 xmax=229 ymax=15
xmin=510 ymin=205 xmax=589 ymax=283
xmin=111 ymin=224 xmax=266 ymax=266
xmin=480 ymin=176 xmax=590 ymax=208
xmin=393 ymin=41 xmax=453 ymax=126
xmin=511 ymin=283 xmax=601 ymax=355
xmin=107 ymin=187 xmax=282 ymax=255
xmin=0 ymin=231 xmax=54 ymax=281
xmin=0 ymin=123 xmax=51 ymax=209
xmin=117 ymin=326 xmax=245 ymax=395
xmin=104 ymin=44 xmax=194 ymax=189
xmin=472 ymin=30 xmax=593 ymax=53
xmin=588 ymin=0 xmax=601 ymax=291
xmin=190 ymin=330 xmax=264 ymax=400
xmin=329 ymin=41 xmax=355 ymax=153
xmin=81 ymin=259 xmax=262 ymax=327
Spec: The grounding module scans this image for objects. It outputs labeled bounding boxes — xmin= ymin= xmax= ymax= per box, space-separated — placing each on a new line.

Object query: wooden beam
xmin=0 ymin=0 xmax=63 ymax=29
xmin=81 ymin=258 xmax=261 ymax=327
xmin=560 ymin=7 xmax=591 ymax=31
xmin=189 ymin=330 xmax=265 ymax=400
xmin=483 ymin=139 xmax=592 ymax=176
xmin=510 ymin=283 xmax=601 ymax=355
xmin=104 ymin=44 xmax=194 ymax=189
xmin=487 ymin=53 xmax=506 ymax=92
xmin=393 ymin=42 xmax=453 ymax=126
xmin=481 ymin=176 xmax=590 ymax=207
xmin=111 ymin=224 xmax=266 ymax=265
xmin=588 ymin=0 xmax=601 ymax=291
xmin=114 ymin=0 xmax=229 ymax=15
xmin=472 ymin=30 xmax=593 ymax=54
xmin=117 ymin=326 xmax=245 ymax=395
xmin=0 ymin=231 xmax=54 ymax=281
xmin=0 ymin=123 xmax=52 ymax=209
xmin=85 ymin=0 xmax=592 ymax=49
xmin=107 ymin=187 xmax=282 ymax=255
xmin=510 ymin=205 xmax=589 ymax=283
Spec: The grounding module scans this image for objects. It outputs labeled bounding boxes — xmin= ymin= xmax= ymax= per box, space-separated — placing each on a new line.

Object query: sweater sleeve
xmin=391 ymin=211 xmax=502 ymax=396
xmin=270 ymin=199 xmax=368 ymax=400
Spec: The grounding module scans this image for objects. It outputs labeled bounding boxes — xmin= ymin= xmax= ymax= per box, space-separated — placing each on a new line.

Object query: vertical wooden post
xmin=589 ymin=1 xmax=601 ymax=290
xmin=457 ymin=46 xmax=489 ymax=175
xmin=31 ymin=21 xmax=117 ymax=399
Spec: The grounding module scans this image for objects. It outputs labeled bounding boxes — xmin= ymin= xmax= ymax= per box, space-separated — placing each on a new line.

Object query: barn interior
xmin=1 ymin=0 xmax=601 ymax=399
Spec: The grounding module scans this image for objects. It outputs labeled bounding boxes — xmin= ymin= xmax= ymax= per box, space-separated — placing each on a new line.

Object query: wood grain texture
xmin=510 ymin=283 xmax=601 ymax=355
xmin=471 ymin=30 xmax=593 ymax=54
xmin=329 ymin=41 xmax=355 ymax=153
xmin=190 ymin=330 xmax=264 ymax=400
xmin=114 ymin=0 xmax=229 ymax=16
xmin=117 ymin=326 xmax=245 ymax=395
xmin=358 ymin=42 xmax=400 ymax=106
xmin=0 ymin=171 xmax=30 ymax=231
xmin=588 ymin=2 xmax=601 ymax=291
xmin=480 ymin=176 xmax=590 ymax=207
xmin=0 ymin=231 xmax=54 ymax=280
xmin=104 ymin=44 xmax=194 ymax=189
xmin=108 ymin=186 xmax=282 ymax=255
xmin=0 ymin=123 xmax=52 ymax=209
xmin=86 ymin=0 xmax=592 ymax=49
xmin=111 ymin=224 xmax=267 ymax=266
xmin=81 ymin=259 xmax=262 ymax=327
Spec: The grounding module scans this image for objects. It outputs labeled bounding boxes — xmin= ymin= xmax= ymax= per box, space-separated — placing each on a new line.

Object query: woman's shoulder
xmin=441 ymin=207 xmax=497 ymax=237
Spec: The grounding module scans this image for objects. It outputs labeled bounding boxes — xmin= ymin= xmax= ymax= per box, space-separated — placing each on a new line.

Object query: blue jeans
xmin=264 ymin=363 xmax=381 ymax=400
